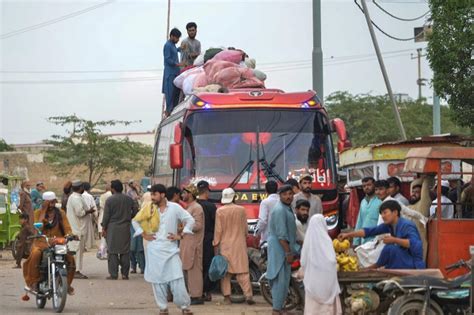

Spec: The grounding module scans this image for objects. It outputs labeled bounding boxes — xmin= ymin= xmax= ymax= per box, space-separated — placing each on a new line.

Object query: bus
xmin=151 ymin=89 xmax=351 ymax=239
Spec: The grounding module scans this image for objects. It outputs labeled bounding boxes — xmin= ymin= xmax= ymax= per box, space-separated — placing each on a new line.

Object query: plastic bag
xmin=183 ymin=73 xmax=199 ymax=95
xmin=96 ymin=237 xmax=108 ymax=260
xmin=173 ymin=66 xmax=203 ymax=90
xmin=354 ymin=234 xmax=388 ymax=267
xmin=193 ymin=53 xmax=205 ymax=66
xmin=208 ymin=254 xmax=228 ymax=281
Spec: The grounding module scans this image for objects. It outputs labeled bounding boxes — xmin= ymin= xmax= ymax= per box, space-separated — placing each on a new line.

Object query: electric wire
xmin=373 ymin=0 xmax=430 ymax=21
xmin=354 ymin=0 xmax=426 ymax=41
xmin=1 ymin=0 xmax=115 ymax=40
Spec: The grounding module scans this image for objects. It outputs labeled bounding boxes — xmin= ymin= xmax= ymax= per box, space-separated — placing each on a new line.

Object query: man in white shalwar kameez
xmin=132 ymin=184 xmax=195 ymax=315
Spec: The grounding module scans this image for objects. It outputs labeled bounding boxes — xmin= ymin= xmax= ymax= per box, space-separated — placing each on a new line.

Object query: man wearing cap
xmin=102 ymin=180 xmax=138 ymax=280
xmin=31 ymin=181 xmax=46 ymax=210
xmin=132 ymin=184 xmax=195 ymax=315
xmin=429 ymin=180 xmax=454 ymax=218
xmin=291 ymin=175 xmax=322 ymax=219
xmin=196 ymin=180 xmax=217 ymax=301
xmin=23 ymin=192 xmax=76 ymax=294
xmin=213 ymin=188 xmax=255 ymax=305
xmin=67 ymin=180 xmax=95 ymax=279
xmin=266 ymin=184 xmax=299 ymax=315
xmin=180 ymin=184 xmax=205 ymax=305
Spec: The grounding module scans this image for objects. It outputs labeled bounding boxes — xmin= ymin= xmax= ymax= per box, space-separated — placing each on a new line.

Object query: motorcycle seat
xmin=398 ymin=273 xmax=471 ymax=290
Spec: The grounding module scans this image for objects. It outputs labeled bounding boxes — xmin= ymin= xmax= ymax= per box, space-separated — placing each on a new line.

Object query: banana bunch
xmin=333 ymin=239 xmax=359 ymax=272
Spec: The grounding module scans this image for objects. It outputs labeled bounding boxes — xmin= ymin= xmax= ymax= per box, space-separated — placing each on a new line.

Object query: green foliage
xmin=325 ymin=91 xmax=469 ymax=147
xmin=427 ymin=0 xmax=473 ymax=131
xmin=0 ymin=139 xmax=14 ymax=152
xmin=45 ymin=115 xmax=153 ymax=187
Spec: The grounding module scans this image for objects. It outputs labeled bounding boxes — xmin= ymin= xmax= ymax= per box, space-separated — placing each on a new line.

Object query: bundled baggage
xmin=174 ymin=46 xmax=267 ymax=93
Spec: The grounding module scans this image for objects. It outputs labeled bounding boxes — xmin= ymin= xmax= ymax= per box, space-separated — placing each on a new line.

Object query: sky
xmin=0 ymin=0 xmax=432 ymax=144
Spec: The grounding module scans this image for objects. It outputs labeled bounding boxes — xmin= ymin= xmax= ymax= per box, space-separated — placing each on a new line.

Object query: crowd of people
xmin=11 ymin=173 xmax=474 ymax=315
xmin=340 ymin=175 xmax=474 ymax=271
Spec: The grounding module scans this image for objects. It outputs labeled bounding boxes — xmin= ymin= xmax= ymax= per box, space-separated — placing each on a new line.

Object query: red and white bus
xmin=151 ymin=89 xmax=350 ymax=240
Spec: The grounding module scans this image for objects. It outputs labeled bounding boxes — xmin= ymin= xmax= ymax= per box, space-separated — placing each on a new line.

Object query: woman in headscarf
xmin=299 ymin=214 xmax=342 ymax=315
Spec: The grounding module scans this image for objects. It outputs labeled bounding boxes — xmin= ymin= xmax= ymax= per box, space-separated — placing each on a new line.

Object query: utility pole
xmin=411 ymin=48 xmax=427 ymax=101
xmin=360 ymin=0 xmax=407 ymax=140
xmin=433 ymin=92 xmax=441 ymax=135
xmin=312 ymin=0 xmax=324 ymax=100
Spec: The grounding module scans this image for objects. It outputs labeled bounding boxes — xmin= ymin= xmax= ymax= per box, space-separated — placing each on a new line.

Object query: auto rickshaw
xmin=404 ymin=146 xmax=474 ymax=277
xmin=0 ymin=174 xmax=24 ymax=250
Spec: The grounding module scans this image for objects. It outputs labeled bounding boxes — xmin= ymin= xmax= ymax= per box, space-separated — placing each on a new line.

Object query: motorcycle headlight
xmin=325 ymin=214 xmax=338 ymax=230
xmin=54 ymin=244 xmax=67 ymax=255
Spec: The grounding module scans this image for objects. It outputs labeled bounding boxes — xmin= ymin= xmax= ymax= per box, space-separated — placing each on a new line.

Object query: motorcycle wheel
xmin=36 ymin=296 xmax=46 ymax=309
xmin=259 ymin=277 xmax=300 ymax=311
xmin=388 ymin=294 xmax=443 ymax=315
xmin=11 ymin=238 xmax=18 ymax=259
xmin=52 ymin=269 xmax=68 ymax=313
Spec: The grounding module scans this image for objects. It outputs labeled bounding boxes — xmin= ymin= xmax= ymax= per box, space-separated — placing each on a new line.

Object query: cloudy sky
xmin=1 ymin=0 xmax=431 ymax=144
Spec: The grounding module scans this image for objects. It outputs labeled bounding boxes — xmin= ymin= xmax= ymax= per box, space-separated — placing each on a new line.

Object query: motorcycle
xmin=258 ymin=242 xmax=305 ymax=311
xmin=24 ymin=228 xmax=78 ymax=313
xmin=378 ymin=259 xmax=472 ymax=315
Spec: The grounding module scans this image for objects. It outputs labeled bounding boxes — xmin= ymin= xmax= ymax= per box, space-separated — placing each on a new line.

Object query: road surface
xmin=0 ymin=249 xmax=299 ymax=315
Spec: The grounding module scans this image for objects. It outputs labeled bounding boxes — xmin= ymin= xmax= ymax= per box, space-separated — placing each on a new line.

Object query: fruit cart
xmin=0 ymin=174 xmax=24 ymax=249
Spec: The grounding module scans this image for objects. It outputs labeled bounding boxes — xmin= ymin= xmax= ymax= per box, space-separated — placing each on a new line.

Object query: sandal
xmin=159 ymin=310 xmax=169 ymax=315
xmin=182 ymin=310 xmax=193 ymax=315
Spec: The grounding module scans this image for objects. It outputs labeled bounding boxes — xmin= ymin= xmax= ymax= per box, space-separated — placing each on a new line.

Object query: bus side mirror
xmin=170 ymin=144 xmax=183 ymax=169
xmin=331 ymin=118 xmax=351 ymax=153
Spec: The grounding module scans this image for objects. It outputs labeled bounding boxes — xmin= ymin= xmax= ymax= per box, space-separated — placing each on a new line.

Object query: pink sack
xmin=193 ymin=72 xmax=209 ymax=89
xmin=213 ymin=50 xmax=244 ymax=64
xmin=203 ymin=60 xmax=237 ymax=79
xmin=213 ymin=67 xmax=242 ymax=87
xmin=231 ymin=77 xmax=265 ymax=89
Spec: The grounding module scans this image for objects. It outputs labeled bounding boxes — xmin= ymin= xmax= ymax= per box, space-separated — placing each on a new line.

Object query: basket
xmin=67 ymin=240 xmax=80 ymax=254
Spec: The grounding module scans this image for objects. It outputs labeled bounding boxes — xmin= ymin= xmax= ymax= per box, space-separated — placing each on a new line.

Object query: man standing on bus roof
xmin=291 ymin=174 xmax=322 ymax=218
xmin=163 ymin=28 xmax=184 ymax=117
xmin=180 ymin=22 xmax=201 ymax=67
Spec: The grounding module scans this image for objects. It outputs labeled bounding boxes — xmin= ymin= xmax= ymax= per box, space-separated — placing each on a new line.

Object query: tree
xmin=427 ymin=0 xmax=473 ymax=132
xmin=45 ymin=115 xmax=153 ymax=187
xmin=326 ymin=91 xmax=469 ymax=147
xmin=0 ymin=139 xmax=14 ymax=152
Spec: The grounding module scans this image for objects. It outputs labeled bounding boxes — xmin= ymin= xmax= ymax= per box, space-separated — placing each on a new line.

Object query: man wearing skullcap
xmin=23 ymin=192 xmax=76 ymax=294
xmin=180 ymin=184 xmax=205 ymax=305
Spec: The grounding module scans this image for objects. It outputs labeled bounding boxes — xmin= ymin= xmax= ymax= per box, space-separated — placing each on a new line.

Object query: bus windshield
xmin=181 ymin=109 xmax=336 ymax=190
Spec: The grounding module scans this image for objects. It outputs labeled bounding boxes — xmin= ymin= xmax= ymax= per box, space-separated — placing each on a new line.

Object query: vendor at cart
xmin=338 ymin=200 xmax=425 ymax=270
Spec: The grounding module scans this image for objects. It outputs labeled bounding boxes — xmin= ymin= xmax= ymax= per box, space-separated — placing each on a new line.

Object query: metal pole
xmin=162 ymin=0 xmax=172 ymax=118
xmin=312 ymin=0 xmax=324 ymax=100
xmin=417 ymin=48 xmax=422 ymax=100
xmin=471 ymin=245 xmax=474 ymax=313
xmin=360 ymin=0 xmax=407 ymax=140
xmin=433 ymin=92 xmax=441 ymax=135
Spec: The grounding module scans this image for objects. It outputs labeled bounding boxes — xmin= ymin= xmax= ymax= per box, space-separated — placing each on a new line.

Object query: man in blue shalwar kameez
xmin=339 ymin=200 xmax=425 ymax=270
xmin=163 ymin=28 xmax=183 ymax=116
xmin=266 ymin=185 xmax=299 ymax=315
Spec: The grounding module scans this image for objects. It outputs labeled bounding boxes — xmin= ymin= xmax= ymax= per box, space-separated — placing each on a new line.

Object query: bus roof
xmin=192 ymin=89 xmax=318 ymax=108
